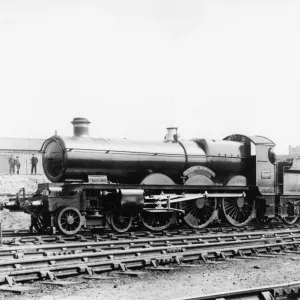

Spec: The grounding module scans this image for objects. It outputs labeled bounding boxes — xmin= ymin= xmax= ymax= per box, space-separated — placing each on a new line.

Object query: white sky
xmin=0 ymin=0 xmax=299 ymax=154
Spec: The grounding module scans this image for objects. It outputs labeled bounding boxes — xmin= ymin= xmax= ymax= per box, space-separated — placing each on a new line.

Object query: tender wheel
xmin=56 ymin=207 xmax=82 ymax=235
xmin=182 ymin=197 xmax=217 ymax=229
xmin=221 ymin=197 xmax=255 ymax=227
xmin=140 ymin=210 xmax=176 ymax=231
xmin=282 ymin=201 xmax=299 ymax=225
xmin=109 ymin=211 xmax=133 ymax=233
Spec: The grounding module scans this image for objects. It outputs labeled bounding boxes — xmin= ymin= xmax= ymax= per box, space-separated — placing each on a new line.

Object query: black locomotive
xmin=3 ymin=117 xmax=300 ymax=235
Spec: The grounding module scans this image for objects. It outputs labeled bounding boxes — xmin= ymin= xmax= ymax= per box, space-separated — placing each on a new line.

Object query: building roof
xmin=0 ymin=138 xmax=45 ymax=151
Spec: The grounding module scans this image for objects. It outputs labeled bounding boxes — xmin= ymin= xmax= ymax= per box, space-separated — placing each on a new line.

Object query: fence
xmin=0 ymin=151 xmax=44 ymax=175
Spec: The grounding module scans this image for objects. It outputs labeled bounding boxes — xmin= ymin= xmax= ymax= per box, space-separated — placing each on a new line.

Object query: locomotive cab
xmin=224 ymin=134 xmax=276 ymax=194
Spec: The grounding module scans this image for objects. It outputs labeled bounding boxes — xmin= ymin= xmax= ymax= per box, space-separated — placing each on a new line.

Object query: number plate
xmin=261 ymin=171 xmax=271 ymax=179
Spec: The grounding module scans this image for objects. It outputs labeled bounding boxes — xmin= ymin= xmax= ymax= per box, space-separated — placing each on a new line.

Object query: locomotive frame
xmin=13 ymin=181 xmax=250 ymax=234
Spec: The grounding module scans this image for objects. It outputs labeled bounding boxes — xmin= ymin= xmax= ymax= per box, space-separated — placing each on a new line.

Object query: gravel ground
xmin=0 ymin=175 xmax=299 ymax=300
xmin=0 ymin=175 xmax=49 ymax=230
xmin=1 ymin=254 xmax=300 ymax=300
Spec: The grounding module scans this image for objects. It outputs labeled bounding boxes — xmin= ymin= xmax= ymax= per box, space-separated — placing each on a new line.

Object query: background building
xmin=0 ymin=138 xmax=44 ymax=175
xmin=289 ymin=146 xmax=300 ymax=157
xmin=277 ymin=146 xmax=300 ymax=162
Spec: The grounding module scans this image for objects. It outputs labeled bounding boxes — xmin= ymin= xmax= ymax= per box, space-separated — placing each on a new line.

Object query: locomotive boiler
xmin=42 ymin=118 xmax=248 ymax=186
xmin=3 ymin=117 xmax=300 ymax=235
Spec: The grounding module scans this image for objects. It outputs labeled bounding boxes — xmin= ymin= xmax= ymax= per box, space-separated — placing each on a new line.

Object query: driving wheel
xmin=221 ymin=197 xmax=255 ymax=227
xmin=109 ymin=211 xmax=133 ymax=233
xmin=140 ymin=210 xmax=176 ymax=231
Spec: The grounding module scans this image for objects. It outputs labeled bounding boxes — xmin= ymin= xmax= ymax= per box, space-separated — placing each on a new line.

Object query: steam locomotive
xmin=3 ymin=117 xmax=300 ymax=235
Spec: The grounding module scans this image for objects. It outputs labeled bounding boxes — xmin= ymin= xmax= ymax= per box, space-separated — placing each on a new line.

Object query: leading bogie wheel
xmin=56 ymin=207 xmax=83 ymax=235
xmin=140 ymin=210 xmax=176 ymax=231
xmin=221 ymin=197 xmax=255 ymax=227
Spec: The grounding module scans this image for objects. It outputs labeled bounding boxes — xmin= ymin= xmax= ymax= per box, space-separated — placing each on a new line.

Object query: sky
xmin=0 ymin=0 xmax=299 ymax=154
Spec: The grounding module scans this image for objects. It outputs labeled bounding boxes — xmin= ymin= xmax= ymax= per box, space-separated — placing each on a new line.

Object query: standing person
xmin=30 ymin=154 xmax=38 ymax=175
xmin=15 ymin=156 xmax=21 ymax=175
xmin=8 ymin=155 xmax=15 ymax=175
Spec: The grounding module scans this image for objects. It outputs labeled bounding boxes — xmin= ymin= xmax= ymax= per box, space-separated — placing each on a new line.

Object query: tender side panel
xmin=283 ymin=158 xmax=300 ymax=195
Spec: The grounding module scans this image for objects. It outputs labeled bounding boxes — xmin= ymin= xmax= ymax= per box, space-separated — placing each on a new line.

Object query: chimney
xmin=71 ymin=117 xmax=90 ymax=137
xmin=164 ymin=126 xmax=179 ymax=142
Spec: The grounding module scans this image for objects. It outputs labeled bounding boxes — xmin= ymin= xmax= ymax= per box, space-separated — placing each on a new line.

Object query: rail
xmin=172 ymin=281 xmax=300 ymax=300
xmin=0 ymin=230 xmax=300 ymax=285
xmin=0 ymin=228 xmax=298 ymax=260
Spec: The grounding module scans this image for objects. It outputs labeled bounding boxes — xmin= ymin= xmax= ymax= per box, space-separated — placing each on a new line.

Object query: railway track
xmin=1 ymin=229 xmax=300 ymax=285
xmin=173 ymin=281 xmax=300 ymax=300
xmin=1 ymin=228 xmax=299 ymax=260
xmin=1 ymin=222 xmax=299 ymax=245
